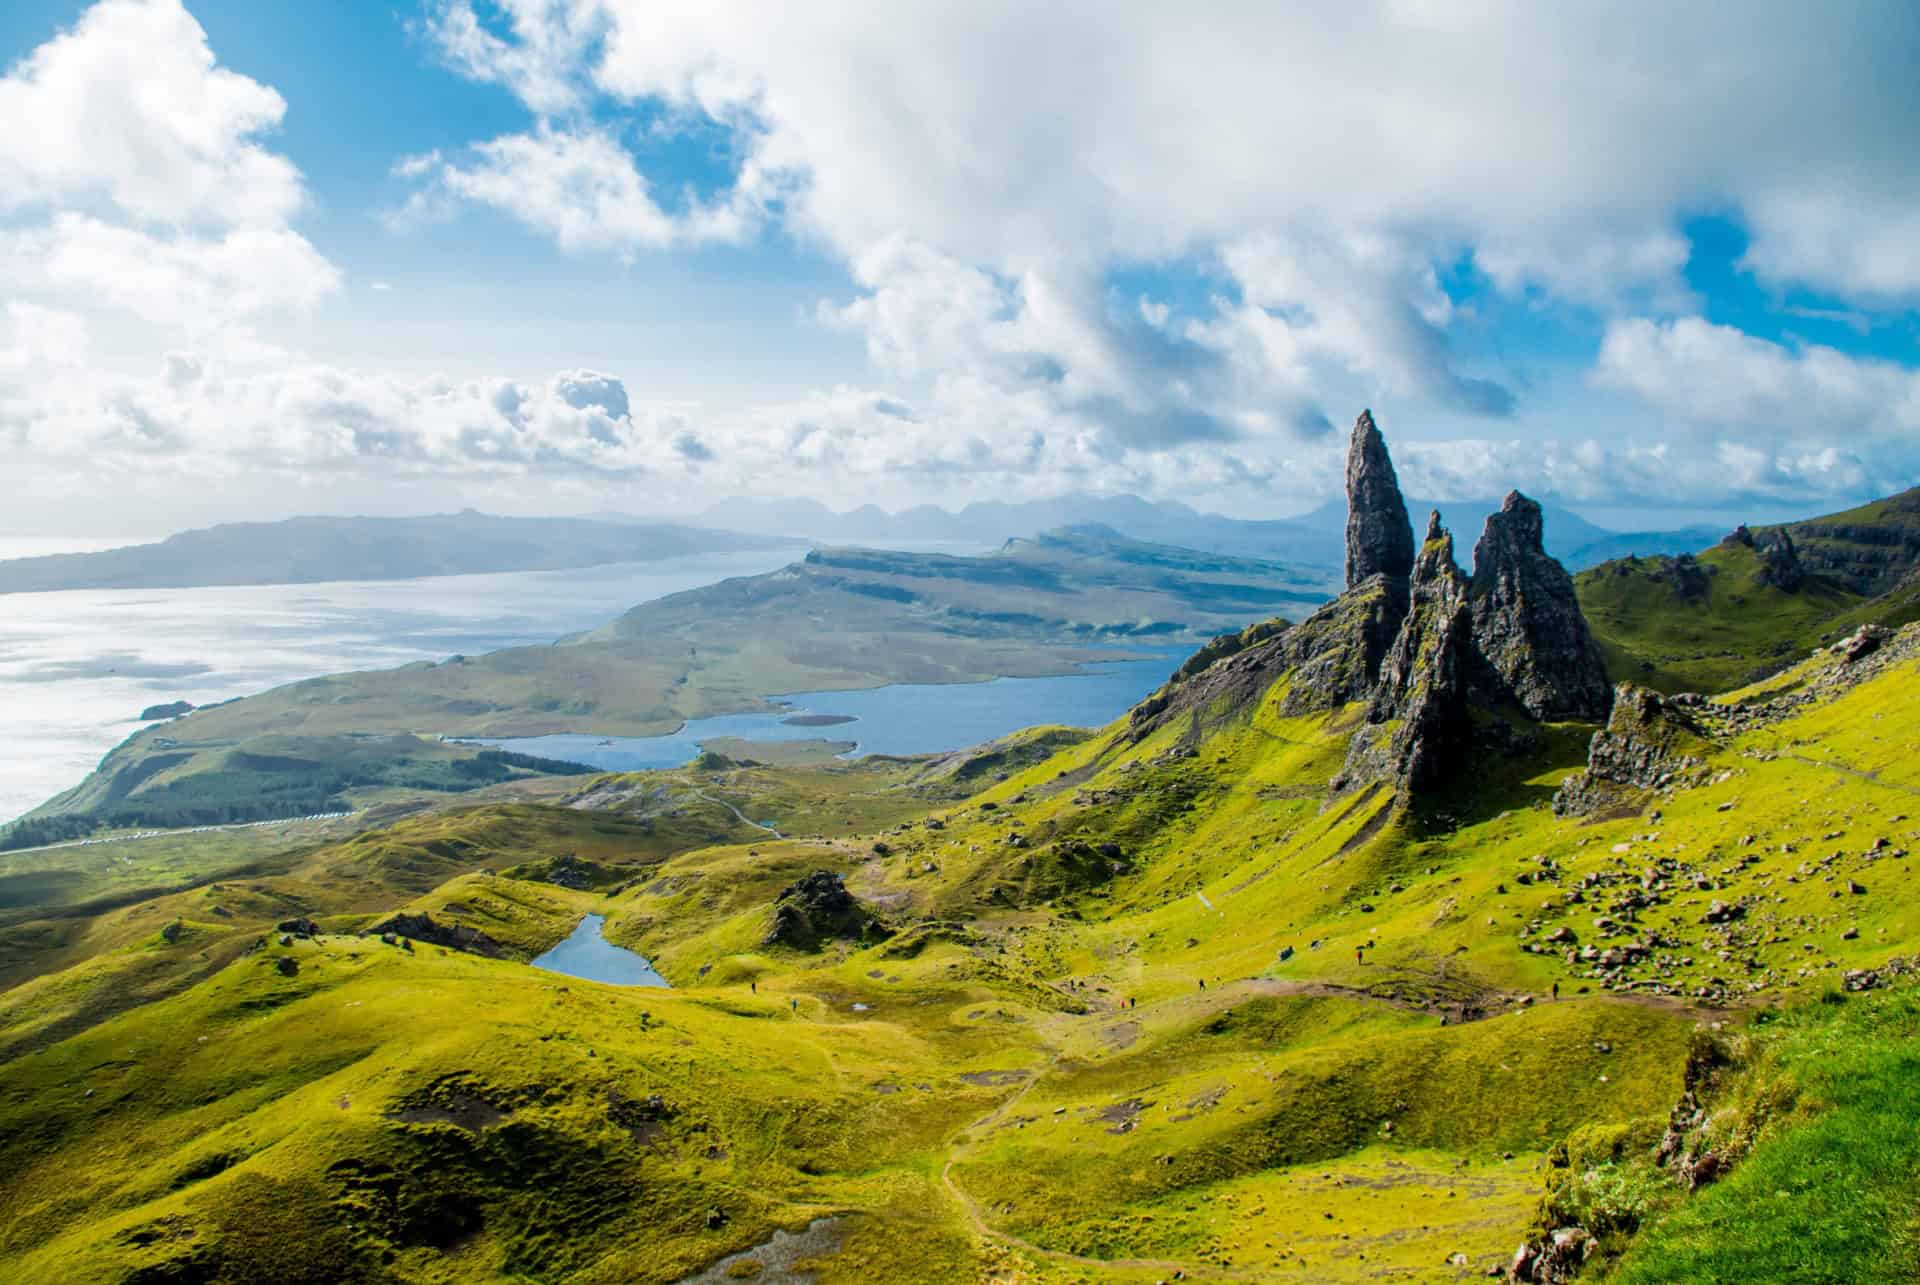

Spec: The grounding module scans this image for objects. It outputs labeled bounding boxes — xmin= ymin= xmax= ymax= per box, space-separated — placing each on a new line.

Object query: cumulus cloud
xmin=0 ymin=0 xmax=337 ymax=345
xmin=0 ymin=0 xmax=302 ymax=226
xmin=10 ymin=357 xmax=685 ymax=479
xmin=404 ymin=0 xmax=1920 ymax=499
xmin=1594 ymin=317 xmax=1920 ymax=439
xmin=414 ymin=126 xmax=754 ymax=255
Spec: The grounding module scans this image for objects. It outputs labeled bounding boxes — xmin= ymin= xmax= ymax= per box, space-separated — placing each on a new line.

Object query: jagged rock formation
xmin=1552 ymin=684 xmax=1711 ymax=818
xmin=764 ymin=871 xmax=889 ymax=951
xmin=1469 ymin=492 xmax=1614 ymax=722
xmin=1754 ymin=530 xmax=1806 ymax=591
xmin=1139 ymin=411 xmax=1613 ymax=797
xmin=1343 ymin=409 xmax=1415 ymax=589
xmin=1341 ymin=491 xmax=1612 ymax=794
xmin=1722 ymin=522 xmax=1807 ymax=590
xmin=1338 ymin=514 xmax=1477 ymax=791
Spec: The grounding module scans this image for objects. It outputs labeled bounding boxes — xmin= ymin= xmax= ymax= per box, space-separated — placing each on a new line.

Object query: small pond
xmin=531 ymin=914 xmax=670 ymax=987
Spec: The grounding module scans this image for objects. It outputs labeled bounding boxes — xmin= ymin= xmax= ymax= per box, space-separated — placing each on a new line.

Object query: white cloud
xmin=1594 ymin=317 xmax=1920 ymax=438
xmin=0 ymin=0 xmax=336 ymax=349
xmin=0 ymin=0 xmax=303 ymax=227
xmin=1741 ymin=192 xmax=1920 ymax=305
xmin=0 ymin=303 xmax=90 ymax=372
xmin=418 ymin=126 xmax=753 ymax=255
xmin=406 ymin=0 xmax=1920 ymax=493
xmin=3 ymin=214 xmax=339 ymax=328
xmin=421 ymin=0 xmax=604 ymax=118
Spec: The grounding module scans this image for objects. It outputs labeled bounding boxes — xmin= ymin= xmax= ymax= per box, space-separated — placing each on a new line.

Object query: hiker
xmin=1356 ymin=947 xmax=1364 ymax=966
xmin=750 ymin=981 xmax=757 ymax=994
xmin=1551 ymin=982 xmax=1559 ymax=1001
xmin=1198 ymin=978 xmax=1206 ymax=991
xmin=790 ymin=998 xmax=798 ymax=1012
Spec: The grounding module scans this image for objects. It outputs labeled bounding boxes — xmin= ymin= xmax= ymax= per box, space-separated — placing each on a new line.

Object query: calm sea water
xmin=0 ymin=546 xmax=809 ymax=822
xmin=478 ymin=650 xmax=1188 ymax=772
xmin=531 ymin=914 xmax=669 ymax=987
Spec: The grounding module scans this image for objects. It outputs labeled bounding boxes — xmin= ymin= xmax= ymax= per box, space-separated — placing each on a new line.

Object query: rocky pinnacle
xmin=1470 ymin=491 xmax=1613 ymax=722
xmin=1343 ymin=410 xmax=1415 ymax=590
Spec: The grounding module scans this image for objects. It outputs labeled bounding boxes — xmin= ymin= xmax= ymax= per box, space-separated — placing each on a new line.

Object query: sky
xmin=1 ymin=0 xmax=1917 ymax=535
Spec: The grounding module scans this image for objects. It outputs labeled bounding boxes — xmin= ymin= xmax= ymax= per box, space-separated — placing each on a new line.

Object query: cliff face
xmin=1767 ymin=487 xmax=1920 ymax=595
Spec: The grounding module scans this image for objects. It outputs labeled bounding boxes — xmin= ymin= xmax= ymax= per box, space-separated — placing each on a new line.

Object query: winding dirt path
xmin=690 ymin=789 xmax=786 ymax=838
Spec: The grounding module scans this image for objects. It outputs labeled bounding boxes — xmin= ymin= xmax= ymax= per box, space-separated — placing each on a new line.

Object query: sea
xmin=0 ymin=538 xmax=1187 ymax=824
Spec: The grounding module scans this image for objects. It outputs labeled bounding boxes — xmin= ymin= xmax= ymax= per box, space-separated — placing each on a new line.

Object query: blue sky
xmin=1 ymin=1 xmax=1917 ymax=534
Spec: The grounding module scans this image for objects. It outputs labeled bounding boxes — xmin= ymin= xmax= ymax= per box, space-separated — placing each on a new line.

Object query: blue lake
xmin=477 ymin=650 xmax=1189 ymax=773
xmin=531 ymin=914 xmax=670 ymax=987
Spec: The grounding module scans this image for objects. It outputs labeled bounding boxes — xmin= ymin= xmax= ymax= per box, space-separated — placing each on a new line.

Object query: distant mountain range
xmin=1 ymin=491 xmax=1732 ymax=598
xmin=650 ymin=493 xmax=1725 ymax=572
xmin=0 ymin=512 xmax=789 ymax=594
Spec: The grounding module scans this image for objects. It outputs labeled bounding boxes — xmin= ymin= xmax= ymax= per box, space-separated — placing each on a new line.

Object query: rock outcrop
xmin=1752 ymin=529 xmax=1805 ymax=591
xmin=1468 ymin=492 xmax=1614 ymax=722
xmin=368 ymin=912 xmax=507 ymax=958
xmin=1552 ymin=684 xmax=1711 ymax=817
xmin=1126 ymin=568 xmax=1404 ymax=740
xmin=1339 ymin=514 xmax=1478 ymax=792
xmin=764 ymin=871 xmax=889 ymax=951
xmin=1137 ymin=409 xmax=1615 ymax=798
xmin=1343 ymin=410 xmax=1415 ymax=590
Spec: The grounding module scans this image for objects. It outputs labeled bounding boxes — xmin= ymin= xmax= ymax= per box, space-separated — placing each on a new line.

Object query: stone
xmin=1343 ymin=409 xmax=1415 ymax=590
xmin=765 ymin=871 xmax=889 ymax=951
xmin=1753 ymin=529 xmax=1806 ymax=591
xmin=1337 ymin=512 xmax=1477 ymax=792
xmin=1555 ymin=684 xmax=1710 ymax=818
xmin=369 ymin=912 xmax=507 ymax=958
xmin=1468 ymin=492 xmax=1613 ymax=722
xmin=277 ymin=917 xmax=322 ymax=938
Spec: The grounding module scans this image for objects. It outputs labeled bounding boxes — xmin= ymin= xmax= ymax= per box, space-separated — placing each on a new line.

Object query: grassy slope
xmin=1605 ymin=987 xmax=1920 ymax=1284
xmin=4 ymin=631 xmax=1920 ymax=1278
xmin=1576 ymin=543 xmax=1862 ymax=694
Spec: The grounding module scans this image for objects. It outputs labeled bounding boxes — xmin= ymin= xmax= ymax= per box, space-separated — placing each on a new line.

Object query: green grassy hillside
xmin=4 ymin=609 xmax=1920 ymax=1279
xmin=1575 ymin=542 xmax=1861 ymax=693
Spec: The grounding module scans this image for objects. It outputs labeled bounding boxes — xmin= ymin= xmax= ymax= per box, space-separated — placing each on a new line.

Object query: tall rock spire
xmin=1343 ymin=409 xmax=1415 ymax=590
xmin=1469 ymin=491 xmax=1613 ymax=722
